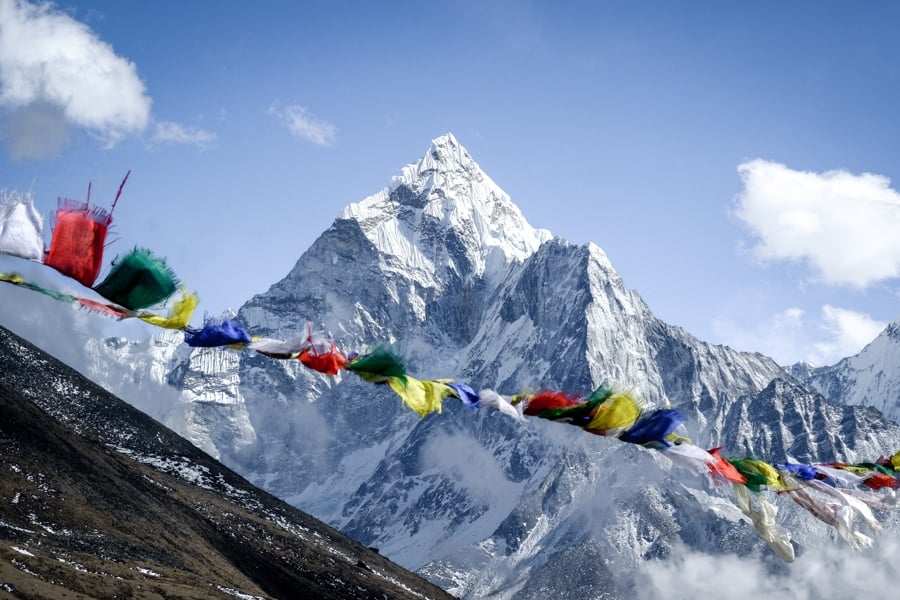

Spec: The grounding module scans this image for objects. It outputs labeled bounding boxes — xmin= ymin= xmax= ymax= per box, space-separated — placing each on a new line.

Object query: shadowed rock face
xmin=0 ymin=325 xmax=454 ymax=600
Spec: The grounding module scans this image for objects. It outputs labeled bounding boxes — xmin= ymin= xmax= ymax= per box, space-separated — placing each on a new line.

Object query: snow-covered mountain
xmin=76 ymin=133 xmax=900 ymax=598
xmin=790 ymin=319 xmax=900 ymax=422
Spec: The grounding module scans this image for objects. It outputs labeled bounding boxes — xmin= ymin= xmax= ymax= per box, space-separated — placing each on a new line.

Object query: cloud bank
xmin=269 ymin=102 xmax=337 ymax=146
xmin=734 ymin=159 xmax=900 ymax=288
xmin=0 ymin=0 xmax=152 ymax=157
xmin=713 ymin=305 xmax=886 ymax=367
xmin=633 ymin=539 xmax=900 ymax=600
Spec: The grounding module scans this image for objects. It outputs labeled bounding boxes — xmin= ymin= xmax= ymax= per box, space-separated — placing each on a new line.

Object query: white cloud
xmin=268 ymin=102 xmax=336 ymax=146
xmin=0 ymin=0 xmax=151 ymax=157
xmin=734 ymin=159 xmax=900 ymax=288
xmin=810 ymin=305 xmax=887 ymax=366
xmin=712 ymin=305 xmax=886 ymax=367
xmin=633 ymin=539 xmax=900 ymax=600
xmin=150 ymin=121 xmax=217 ymax=149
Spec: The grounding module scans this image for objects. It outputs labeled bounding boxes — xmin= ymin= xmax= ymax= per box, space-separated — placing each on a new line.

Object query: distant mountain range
xmin=3 ymin=133 xmax=898 ymax=599
xmin=0 ymin=324 xmax=453 ymax=600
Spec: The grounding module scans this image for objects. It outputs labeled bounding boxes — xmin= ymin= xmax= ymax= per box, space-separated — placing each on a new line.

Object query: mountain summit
xmin=339 ymin=132 xmax=551 ymax=285
xmin=73 ymin=134 xmax=900 ymax=599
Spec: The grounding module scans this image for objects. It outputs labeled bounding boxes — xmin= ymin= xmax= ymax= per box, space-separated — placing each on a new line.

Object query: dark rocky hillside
xmin=0 ymin=324 xmax=453 ymax=600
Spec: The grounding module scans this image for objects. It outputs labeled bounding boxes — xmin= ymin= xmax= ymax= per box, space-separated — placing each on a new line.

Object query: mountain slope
xmin=66 ymin=134 xmax=900 ymax=599
xmin=791 ymin=318 xmax=900 ymax=422
xmin=0 ymin=325 xmax=453 ymax=600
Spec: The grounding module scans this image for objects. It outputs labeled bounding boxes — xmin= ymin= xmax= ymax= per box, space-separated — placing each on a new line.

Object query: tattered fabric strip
xmin=77 ymin=298 xmax=132 ymax=320
xmin=733 ymin=483 xmax=796 ymax=562
xmin=1 ymin=271 xmax=76 ymax=303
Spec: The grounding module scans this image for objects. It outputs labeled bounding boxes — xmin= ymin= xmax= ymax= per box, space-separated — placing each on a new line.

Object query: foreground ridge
xmin=0 ymin=325 xmax=454 ymax=600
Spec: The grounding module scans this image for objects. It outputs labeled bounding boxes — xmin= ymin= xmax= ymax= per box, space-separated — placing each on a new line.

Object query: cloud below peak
xmin=734 ymin=159 xmax=900 ymax=288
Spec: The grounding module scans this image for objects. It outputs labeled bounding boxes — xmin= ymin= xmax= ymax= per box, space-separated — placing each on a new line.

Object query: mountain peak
xmin=425 ymin=131 xmax=466 ymax=165
xmin=339 ymin=133 xmax=551 ymax=283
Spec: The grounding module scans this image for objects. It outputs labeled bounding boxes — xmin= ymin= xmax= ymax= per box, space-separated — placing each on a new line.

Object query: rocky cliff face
xmin=58 ymin=134 xmax=900 ymax=598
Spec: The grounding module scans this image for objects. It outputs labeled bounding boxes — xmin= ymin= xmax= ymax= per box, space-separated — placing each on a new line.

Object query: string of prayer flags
xmin=4 ymin=177 xmax=900 ymax=564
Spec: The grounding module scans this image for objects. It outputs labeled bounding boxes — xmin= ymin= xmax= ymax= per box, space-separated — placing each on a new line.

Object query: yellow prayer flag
xmin=388 ymin=376 xmax=452 ymax=418
xmin=139 ymin=291 xmax=198 ymax=330
xmin=742 ymin=458 xmax=788 ymax=490
xmin=585 ymin=393 xmax=640 ymax=433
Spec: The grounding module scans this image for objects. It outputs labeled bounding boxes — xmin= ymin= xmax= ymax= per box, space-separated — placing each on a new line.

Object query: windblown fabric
xmin=387 ymin=376 xmax=453 ymax=417
xmin=94 ymin=248 xmax=178 ymax=310
xmin=137 ymin=291 xmax=198 ymax=330
xmin=248 ymin=336 xmax=311 ymax=359
xmin=0 ymin=191 xmax=44 ymax=261
xmin=298 ymin=343 xmax=347 ymax=375
xmin=44 ymin=199 xmax=112 ymax=287
xmin=185 ymin=318 xmax=251 ymax=347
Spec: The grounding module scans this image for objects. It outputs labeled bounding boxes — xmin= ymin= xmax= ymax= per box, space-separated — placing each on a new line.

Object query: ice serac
xmin=791 ymin=318 xmax=900 ymax=422
xmin=73 ymin=133 xmax=900 ymax=599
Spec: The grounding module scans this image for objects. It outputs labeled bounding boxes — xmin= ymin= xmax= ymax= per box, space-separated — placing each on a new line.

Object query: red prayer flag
xmin=523 ymin=391 xmax=581 ymax=416
xmin=44 ymin=199 xmax=112 ymax=287
xmin=707 ymin=447 xmax=748 ymax=484
xmin=862 ymin=473 xmax=897 ymax=490
xmin=298 ymin=344 xmax=347 ymax=376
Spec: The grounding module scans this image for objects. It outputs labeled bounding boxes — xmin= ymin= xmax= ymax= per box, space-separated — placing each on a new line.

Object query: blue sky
xmin=1 ymin=0 xmax=899 ymax=366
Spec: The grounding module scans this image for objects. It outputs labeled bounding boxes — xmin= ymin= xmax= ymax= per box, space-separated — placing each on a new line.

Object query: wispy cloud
xmin=268 ymin=102 xmax=336 ymax=146
xmin=713 ymin=305 xmax=886 ymax=366
xmin=150 ymin=121 xmax=217 ymax=149
xmin=0 ymin=0 xmax=152 ymax=158
xmin=734 ymin=160 xmax=900 ymax=288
